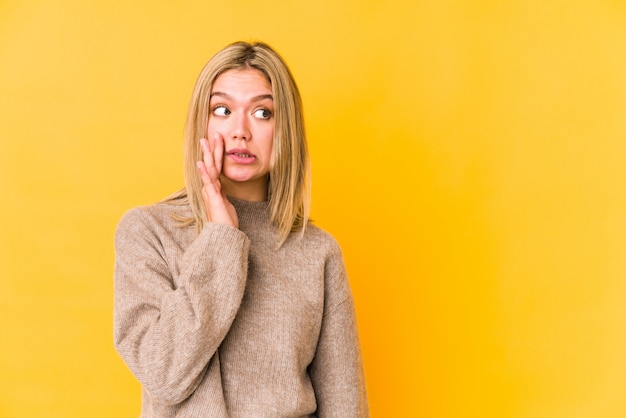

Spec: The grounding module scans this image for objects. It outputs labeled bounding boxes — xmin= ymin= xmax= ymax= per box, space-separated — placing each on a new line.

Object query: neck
xmin=220 ymin=176 xmax=268 ymax=202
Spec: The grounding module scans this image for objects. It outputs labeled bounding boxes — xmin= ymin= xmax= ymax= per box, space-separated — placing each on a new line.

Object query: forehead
xmin=211 ymin=68 xmax=272 ymax=94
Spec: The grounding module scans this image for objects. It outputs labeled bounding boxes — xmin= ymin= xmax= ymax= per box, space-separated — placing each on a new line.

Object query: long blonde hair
xmin=165 ymin=41 xmax=310 ymax=245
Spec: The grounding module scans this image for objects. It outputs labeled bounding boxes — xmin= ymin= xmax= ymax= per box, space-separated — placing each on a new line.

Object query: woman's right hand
xmin=197 ymin=135 xmax=238 ymax=228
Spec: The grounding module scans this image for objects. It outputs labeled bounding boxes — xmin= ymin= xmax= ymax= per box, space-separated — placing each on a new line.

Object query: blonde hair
xmin=165 ymin=41 xmax=310 ymax=245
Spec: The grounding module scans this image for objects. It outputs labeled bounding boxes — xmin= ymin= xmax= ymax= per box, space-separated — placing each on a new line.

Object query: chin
xmin=223 ymin=173 xmax=253 ymax=183
xmin=223 ymin=166 xmax=266 ymax=180
xmin=223 ymin=171 xmax=265 ymax=184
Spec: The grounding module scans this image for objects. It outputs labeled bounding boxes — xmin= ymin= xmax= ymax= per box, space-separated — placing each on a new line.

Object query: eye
xmin=253 ymin=108 xmax=272 ymax=120
xmin=212 ymin=105 xmax=230 ymax=116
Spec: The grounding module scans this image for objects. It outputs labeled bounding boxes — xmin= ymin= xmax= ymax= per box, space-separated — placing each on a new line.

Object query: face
xmin=207 ymin=68 xmax=274 ymax=200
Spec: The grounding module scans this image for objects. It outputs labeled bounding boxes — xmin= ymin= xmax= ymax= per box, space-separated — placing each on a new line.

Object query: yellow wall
xmin=2 ymin=1 xmax=626 ymax=416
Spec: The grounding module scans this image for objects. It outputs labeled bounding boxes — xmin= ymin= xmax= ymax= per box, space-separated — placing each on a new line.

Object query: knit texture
xmin=114 ymin=197 xmax=369 ymax=417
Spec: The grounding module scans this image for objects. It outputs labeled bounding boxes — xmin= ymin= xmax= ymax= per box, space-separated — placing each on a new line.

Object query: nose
xmin=230 ymin=113 xmax=251 ymax=141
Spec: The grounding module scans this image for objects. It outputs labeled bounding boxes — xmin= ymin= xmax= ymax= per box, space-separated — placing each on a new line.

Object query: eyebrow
xmin=210 ymin=92 xmax=273 ymax=102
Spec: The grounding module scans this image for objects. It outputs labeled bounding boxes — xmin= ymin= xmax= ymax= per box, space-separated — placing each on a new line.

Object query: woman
xmin=114 ymin=41 xmax=369 ymax=417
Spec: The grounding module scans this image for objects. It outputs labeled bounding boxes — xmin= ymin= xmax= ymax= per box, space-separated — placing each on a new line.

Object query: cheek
xmin=262 ymin=127 xmax=274 ymax=157
xmin=206 ymin=119 xmax=217 ymax=136
xmin=207 ymin=115 xmax=227 ymax=135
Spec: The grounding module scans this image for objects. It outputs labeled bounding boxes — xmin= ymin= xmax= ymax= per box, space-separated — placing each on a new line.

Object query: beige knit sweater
xmin=114 ymin=197 xmax=369 ymax=417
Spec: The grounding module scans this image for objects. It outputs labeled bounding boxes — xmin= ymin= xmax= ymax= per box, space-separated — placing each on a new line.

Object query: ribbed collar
xmin=227 ymin=196 xmax=271 ymax=230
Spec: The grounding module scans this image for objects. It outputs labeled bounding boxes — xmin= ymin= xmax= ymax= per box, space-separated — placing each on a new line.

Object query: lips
xmin=226 ymin=148 xmax=256 ymax=163
xmin=231 ymin=151 xmax=252 ymax=158
xmin=227 ymin=148 xmax=255 ymax=157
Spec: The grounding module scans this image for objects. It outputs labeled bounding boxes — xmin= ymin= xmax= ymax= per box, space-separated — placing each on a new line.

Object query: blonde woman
xmin=114 ymin=41 xmax=369 ymax=417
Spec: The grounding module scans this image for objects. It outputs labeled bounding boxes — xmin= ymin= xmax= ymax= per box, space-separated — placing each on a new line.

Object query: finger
xmin=198 ymin=141 xmax=217 ymax=184
xmin=213 ymin=133 xmax=224 ymax=175
xmin=207 ymin=134 xmax=215 ymax=154
xmin=200 ymin=138 xmax=212 ymax=168
xmin=200 ymin=138 xmax=219 ymax=180
xmin=197 ymin=162 xmax=214 ymax=221
xmin=196 ymin=160 xmax=213 ymax=188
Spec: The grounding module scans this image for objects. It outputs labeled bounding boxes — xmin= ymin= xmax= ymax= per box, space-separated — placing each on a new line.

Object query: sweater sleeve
xmin=309 ymin=245 xmax=369 ymax=418
xmin=113 ymin=207 xmax=250 ymax=406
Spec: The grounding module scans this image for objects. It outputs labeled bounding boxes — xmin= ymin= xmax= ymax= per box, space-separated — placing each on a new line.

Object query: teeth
xmin=235 ymin=153 xmax=250 ymax=157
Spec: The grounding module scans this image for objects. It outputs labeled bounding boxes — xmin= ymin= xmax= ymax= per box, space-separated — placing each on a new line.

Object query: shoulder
xmin=116 ymin=201 xmax=182 ymax=231
xmin=296 ymin=224 xmax=347 ymax=275
xmin=115 ymin=201 xmax=193 ymax=248
xmin=296 ymin=223 xmax=342 ymax=255
xmin=300 ymin=225 xmax=355 ymax=311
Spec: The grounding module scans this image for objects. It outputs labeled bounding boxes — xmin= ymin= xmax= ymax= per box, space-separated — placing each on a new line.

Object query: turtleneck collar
xmin=227 ymin=196 xmax=271 ymax=229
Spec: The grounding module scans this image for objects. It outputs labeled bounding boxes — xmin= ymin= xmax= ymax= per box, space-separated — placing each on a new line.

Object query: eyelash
xmin=211 ymin=105 xmax=230 ymax=116
xmin=211 ymin=105 xmax=272 ymax=120
xmin=254 ymin=108 xmax=272 ymax=119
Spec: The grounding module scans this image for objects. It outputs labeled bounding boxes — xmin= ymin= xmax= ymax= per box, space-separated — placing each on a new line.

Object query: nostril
xmin=233 ymin=132 xmax=250 ymax=141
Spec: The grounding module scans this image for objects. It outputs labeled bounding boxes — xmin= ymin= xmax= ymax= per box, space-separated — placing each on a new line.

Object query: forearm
xmin=114 ymin=213 xmax=249 ymax=404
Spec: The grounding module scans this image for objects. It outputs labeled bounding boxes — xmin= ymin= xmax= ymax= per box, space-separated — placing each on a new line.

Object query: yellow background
xmin=2 ymin=0 xmax=626 ymax=417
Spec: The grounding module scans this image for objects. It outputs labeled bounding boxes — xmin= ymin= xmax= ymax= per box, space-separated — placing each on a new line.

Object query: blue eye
xmin=213 ymin=106 xmax=230 ymax=116
xmin=253 ymin=108 xmax=272 ymax=119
